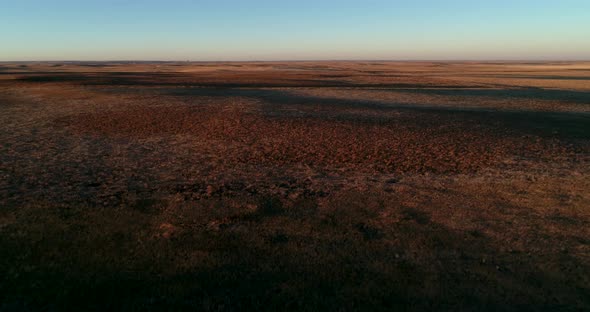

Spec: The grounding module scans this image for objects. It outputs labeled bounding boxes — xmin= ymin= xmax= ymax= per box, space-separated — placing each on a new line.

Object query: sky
xmin=1 ymin=0 xmax=590 ymax=61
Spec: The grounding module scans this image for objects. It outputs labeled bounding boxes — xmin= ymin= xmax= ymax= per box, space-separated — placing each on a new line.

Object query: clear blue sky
xmin=2 ymin=0 xmax=589 ymax=61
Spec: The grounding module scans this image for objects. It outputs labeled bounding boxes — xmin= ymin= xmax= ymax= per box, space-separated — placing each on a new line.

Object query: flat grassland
xmin=1 ymin=61 xmax=589 ymax=311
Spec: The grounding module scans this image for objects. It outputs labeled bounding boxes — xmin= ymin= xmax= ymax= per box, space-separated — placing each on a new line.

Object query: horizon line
xmin=2 ymin=59 xmax=590 ymax=63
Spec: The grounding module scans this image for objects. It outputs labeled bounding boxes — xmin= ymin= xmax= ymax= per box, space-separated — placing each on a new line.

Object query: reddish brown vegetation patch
xmin=64 ymin=101 xmax=566 ymax=175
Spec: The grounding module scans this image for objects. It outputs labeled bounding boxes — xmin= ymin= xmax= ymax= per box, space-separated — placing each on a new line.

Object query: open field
xmin=1 ymin=61 xmax=589 ymax=311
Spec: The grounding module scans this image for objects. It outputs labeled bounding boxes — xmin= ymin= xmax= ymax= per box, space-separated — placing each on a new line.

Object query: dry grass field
xmin=1 ymin=61 xmax=589 ymax=311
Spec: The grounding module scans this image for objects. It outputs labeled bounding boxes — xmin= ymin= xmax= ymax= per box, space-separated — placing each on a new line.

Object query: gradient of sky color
xmin=2 ymin=0 xmax=589 ymax=61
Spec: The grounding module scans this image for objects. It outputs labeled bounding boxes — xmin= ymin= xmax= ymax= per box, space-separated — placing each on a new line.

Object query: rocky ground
xmin=1 ymin=61 xmax=589 ymax=311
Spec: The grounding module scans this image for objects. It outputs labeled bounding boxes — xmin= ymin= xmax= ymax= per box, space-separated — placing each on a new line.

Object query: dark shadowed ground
xmin=1 ymin=61 xmax=589 ymax=311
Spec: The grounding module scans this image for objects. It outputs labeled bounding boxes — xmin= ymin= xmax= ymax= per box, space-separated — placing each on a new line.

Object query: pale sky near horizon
xmin=2 ymin=0 xmax=590 ymax=61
